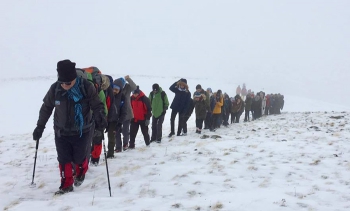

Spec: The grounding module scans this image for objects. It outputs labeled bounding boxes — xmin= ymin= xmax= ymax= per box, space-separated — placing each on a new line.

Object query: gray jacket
xmin=113 ymin=77 xmax=137 ymax=121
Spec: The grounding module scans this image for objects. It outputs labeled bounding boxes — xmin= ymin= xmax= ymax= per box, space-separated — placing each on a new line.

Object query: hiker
xmin=113 ymin=75 xmax=137 ymax=151
xmin=32 ymin=60 xmax=107 ymax=195
xmin=149 ymin=83 xmax=169 ymax=143
xmin=129 ymin=86 xmax=152 ymax=148
xmin=106 ymin=80 xmax=127 ymax=156
xmin=193 ymin=91 xmax=207 ymax=134
xmin=168 ymin=78 xmax=192 ymax=137
xmin=211 ymin=90 xmax=224 ymax=130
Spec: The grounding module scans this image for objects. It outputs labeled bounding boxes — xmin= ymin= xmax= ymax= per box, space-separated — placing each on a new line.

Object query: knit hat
xmin=152 ymin=83 xmax=160 ymax=91
xmin=57 ymin=59 xmax=77 ymax=82
xmin=194 ymin=91 xmax=202 ymax=98
xmin=180 ymin=78 xmax=187 ymax=84
xmin=196 ymin=84 xmax=202 ymax=90
xmin=133 ymin=85 xmax=140 ymax=94
xmin=101 ymin=75 xmax=110 ymax=91
xmin=113 ymin=78 xmax=124 ymax=91
xmin=207 ymin=88 xmax=212 ymax=93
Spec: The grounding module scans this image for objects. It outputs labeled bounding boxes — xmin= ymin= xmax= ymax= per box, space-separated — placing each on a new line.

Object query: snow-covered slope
xmin=1 ymin=76 xmax=350 ymax=211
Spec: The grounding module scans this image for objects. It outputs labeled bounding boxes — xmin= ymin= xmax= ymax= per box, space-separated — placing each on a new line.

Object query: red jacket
xmin=131 ymin=91 xmax=152 ymax=122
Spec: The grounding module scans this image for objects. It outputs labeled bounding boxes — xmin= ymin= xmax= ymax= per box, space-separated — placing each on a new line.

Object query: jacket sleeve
xmin=143 ymin=96 xmax=152 ymax=120
xmin=216 ymin=97 xmax=224 ymax=107
xmin=85 ymin=81 xmax=106 ymax=122
xmin=117 ymin=96 xmax=127 ymax=124
xmin=126 ymin=78 xmax=137 ymax=92
xmin=98 ymin=90 xmax=108 ymax=116
xmin=37 ymin=83 xmax=56 ymax=127
xmin=169 ymin=81 xmax=179 ymax=93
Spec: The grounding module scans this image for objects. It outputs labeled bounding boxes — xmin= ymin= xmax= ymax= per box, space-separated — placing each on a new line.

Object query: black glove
xmin=96 ymin=117 xmax=108 ymax=130
xmin=33 ymin=125 xmax=45 ymax=141
xmin=115 ymin=123 xmax=122 ymax=132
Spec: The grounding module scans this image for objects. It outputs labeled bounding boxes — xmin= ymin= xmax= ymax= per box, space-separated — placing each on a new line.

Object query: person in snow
xmin=211 ymin=89 xmax=224 ymax=131
xmin=168 ymin=78 xmax=192 ymax=137
xmin=193 ymin=91 xmax=207 ymax=134
xmin=149 ymin=83 xmax=169 ymax=143
xmin=204 ymin=87 xmax=213 ymax=129
xmin=106 ymin=80 xmax=127 ymax=156
xmin=113 ymin=75 xmax=137 ymax=151
xmin=236 ymin=85 xmax=241 ymax=96
xmin=244 ymin=94 xmax=252 ymax=122
xmin=241 ymin=83 xmax=247 ymax=101
xmin=32 ymin=60 xmax=107 ymax=195
xmin=222 ymin=93 xmax=232 ymax=126
xmin=129 ymin=86 xmax=152 ymax=148
xmin=231 ymin=94 xmax=244 ymax=123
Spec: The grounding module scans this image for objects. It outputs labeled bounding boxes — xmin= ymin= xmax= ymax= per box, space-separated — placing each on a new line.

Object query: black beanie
xmin=180 ymin=78 xmax=187 ymax=84
xmin=152 ymin=83 xmax=160 ymax=91
xmin=133 ymin=85 xmax=140 ymax=94
xmin=196 ymin=84 xmax=202 ymax=90
xmin=57 ymin=59 xmax=77 ymax=82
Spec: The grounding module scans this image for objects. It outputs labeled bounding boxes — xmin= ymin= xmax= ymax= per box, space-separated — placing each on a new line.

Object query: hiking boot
xmin=74 ymin=175 xmax=85 ymax=187
xmin=90 ymin=157 xmax=99 ymax=166
xmin=168 ymin=132 xmax=175 ymax=138
xmin=55 ymin=185 xmax=73 ymax=195
xmin=123 ymin=145 xmax=128 ymax=151
xmin=106 ymin=154 xmax=114 ymax=159
xmin=156 ymin=139 xmax=161 ymax=143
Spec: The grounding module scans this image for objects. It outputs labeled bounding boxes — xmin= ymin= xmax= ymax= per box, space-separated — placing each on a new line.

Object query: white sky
xmin=1 ymin=0 xmax=349 ymax=105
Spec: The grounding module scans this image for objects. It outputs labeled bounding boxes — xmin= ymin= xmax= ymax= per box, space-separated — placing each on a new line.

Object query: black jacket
xmin=37 ymin=78 xmax=106 ymax=136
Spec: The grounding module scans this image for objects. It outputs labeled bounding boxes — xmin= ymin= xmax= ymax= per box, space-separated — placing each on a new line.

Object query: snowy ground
xmin=1 ymin=76 xmax=350 ymax=211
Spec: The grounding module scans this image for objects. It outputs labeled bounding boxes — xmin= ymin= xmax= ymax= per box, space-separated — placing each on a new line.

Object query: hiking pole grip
xmin=31 ymin=139 xmax=40 ymax=186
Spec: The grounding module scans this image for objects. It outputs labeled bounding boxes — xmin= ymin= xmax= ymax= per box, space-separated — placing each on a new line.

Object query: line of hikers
xmin=32 ymin=60 xmax=284 ymax=194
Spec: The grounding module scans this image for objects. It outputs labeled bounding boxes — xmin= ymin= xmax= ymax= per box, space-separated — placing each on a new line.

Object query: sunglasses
xmin=60 ymin=81 xmax=72 ymax=85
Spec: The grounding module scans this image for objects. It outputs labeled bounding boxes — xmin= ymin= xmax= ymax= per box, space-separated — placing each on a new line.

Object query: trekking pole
xmin=30 ymin=139 xmax=40 ymax=187
xmin=102 ymin=138 xmax=112 ymax=197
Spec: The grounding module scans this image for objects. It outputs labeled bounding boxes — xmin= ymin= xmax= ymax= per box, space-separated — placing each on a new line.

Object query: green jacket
xmin=149 ymin=87 xmax=169 ymax=118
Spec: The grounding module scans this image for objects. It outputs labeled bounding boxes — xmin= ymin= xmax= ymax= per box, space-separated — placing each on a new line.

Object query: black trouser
xmin=177 ymin=114 xmax=188 ymax=135
xmin=107 ymin=121 xmax=117 ymax=155
xmin=116 ymin=119 xmax=130 ymax=149
xmin=244 ymin=109 xmax=250 ymax=121
xmin=130 ymin=120 xmax=150 ymax=147
xmin=55 ymin=130 xmax=92 ymax=165
xmin=170 ymin=110 xmax=179 ymax=134
xmin=204 ymin=112 xmax=211 ymax=129
xmin=223 ymin=112 xmax=230 ymax=126
xmin=196 ymin=119 xmax=204 ymax=130
xmin=151 ymin=114 xmax=165 ymax=141
xmin=211 ymin=114 xmax=221 ymax=129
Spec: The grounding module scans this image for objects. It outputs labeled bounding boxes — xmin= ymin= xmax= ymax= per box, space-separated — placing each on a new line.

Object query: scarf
xmin=67 ymin=77 xmax=84 ymax=137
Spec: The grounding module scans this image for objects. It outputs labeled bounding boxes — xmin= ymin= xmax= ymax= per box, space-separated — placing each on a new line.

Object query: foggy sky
xmin=1 ymin=0 xmax=349 ymax=106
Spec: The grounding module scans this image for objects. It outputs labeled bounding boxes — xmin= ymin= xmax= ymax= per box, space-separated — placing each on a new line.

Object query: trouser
xmin=204 ymin=112 xmax=211 ymax=129
xmin=55 ymin=131 xmax=91 ymax=188
xmin=91 ymin=128 xmax=104 ymax=162
xmin=244 ymin=109 xmax=250 ymax=121
xmin=211 ymin=114 xmax=221 ymax=129
xmin=196 ymin=119 xmax=204 ymax=130
xmin=170 ymin=110 xmax=179 ymax=134
xmin=223 ymin=112 xmax=230 ymax=126
xmin=151 ymin=114 xmax=165 ymax=141
xmin=116 ymin=119 xmax=131 ymax=149
xmin=177 ymin=114 xmax=188 ymax=135
xmin=107 ymin=121 xmax=117 ymax=156
xmin=130 ymin=121 xmax=150 ymax=147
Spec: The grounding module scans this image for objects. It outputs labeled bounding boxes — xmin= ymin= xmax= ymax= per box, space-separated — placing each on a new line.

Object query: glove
xmin=33 ymin=125 xmax=45 ymax=141
xmin=115 ymin=123 xmax=123 ymax=132
xmin=97 ymin=117 xmax=108 ymax=130
xmin=145 ymin=119 xmax=150 ymax=126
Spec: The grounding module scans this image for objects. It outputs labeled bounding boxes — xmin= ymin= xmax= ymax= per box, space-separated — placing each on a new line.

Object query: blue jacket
xmin=169 ymin=81 xmax=192 ymax=114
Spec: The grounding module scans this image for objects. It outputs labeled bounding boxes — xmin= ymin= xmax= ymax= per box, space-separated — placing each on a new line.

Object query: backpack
xmin=150 ymin=91 xmax=166 ymax=110
xmin=82 ymin=67 xmax=103 ymax=92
